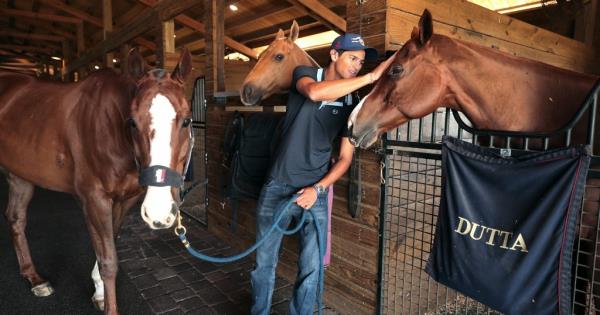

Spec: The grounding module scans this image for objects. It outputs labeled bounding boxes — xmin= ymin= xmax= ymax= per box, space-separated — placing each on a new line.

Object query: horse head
xmin=240 ymin=20 xmax=319 ymax=105
xmin=349 ymin=9 xmax=445 ymax=148
xmin=127 ymin=48 xmax=193 ymax=229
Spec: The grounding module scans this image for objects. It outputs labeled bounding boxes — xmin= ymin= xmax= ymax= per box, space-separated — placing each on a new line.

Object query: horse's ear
xmin=418 ymin=9 xmax=433 ymax=45
xmin=128 ymin=48 xmax=148 ymax=81
xmin=276 ymin=28 xmax=286 ymax=40
xmin=289 ymin=20 xmax=299 ymax=42
xmin=172 ymin=47 xmax=192 ymax=83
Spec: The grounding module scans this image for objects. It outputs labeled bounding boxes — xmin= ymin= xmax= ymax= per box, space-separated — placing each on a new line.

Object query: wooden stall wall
xmin=347 ymin=0 xmax=599 ymax=75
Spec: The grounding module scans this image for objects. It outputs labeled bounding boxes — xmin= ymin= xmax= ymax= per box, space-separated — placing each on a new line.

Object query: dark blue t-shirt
xmin=269 ymin=66 xmax=356 ymax=188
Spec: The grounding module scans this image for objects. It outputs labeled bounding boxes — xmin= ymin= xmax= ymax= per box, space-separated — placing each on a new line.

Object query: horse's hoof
xmin=31 ymin=282 xmax=54 ymax=297
xmin=92 ymin=296 xmax=105 ymax=311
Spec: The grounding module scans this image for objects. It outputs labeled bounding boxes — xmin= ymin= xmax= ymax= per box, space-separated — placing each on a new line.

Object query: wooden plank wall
xmin=347 ymin=0 xmax=599 ymax=75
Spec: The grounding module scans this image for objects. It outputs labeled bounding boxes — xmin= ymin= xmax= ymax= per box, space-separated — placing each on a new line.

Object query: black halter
xmin=127 ymin=116 xmax=195 ymax=193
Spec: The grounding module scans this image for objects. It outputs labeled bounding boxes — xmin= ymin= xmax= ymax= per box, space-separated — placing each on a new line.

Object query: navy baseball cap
xmin=331 ymin=33 xmax=378 ymax=61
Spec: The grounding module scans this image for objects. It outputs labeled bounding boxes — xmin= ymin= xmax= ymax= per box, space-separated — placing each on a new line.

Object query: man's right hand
xmin=369 ymin=50 xmax=399 ymax=82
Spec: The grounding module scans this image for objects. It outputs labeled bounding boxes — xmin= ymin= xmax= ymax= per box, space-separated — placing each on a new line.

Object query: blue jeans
xmin=250 ymin=178 xmax=328 ymax=315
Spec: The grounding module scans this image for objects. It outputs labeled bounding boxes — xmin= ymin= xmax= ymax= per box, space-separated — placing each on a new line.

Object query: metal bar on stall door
xmin=418 ymin=117 xmax=423 ymax=143
xmin=445 ymin=108 xmax=451 ymax=136
xmin=588 ymin=93 xmax=598 ymax=154
xmin=431 ymin=111 xmax=437 ymax=143
xmin=376 ymin=132 xmax=389 ymax=315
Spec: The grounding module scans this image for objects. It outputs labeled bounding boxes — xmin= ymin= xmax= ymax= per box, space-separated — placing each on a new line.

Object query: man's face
xmin=334 ymin=50 xmax=366 ymax=79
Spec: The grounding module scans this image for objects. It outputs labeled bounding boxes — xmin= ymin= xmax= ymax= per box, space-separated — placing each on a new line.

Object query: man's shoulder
xmin=292 ymin=65 xmax=319 ymax=80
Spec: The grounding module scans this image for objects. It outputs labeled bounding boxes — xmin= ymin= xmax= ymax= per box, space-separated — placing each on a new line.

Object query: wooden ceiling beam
xmin=285 ymin=0 xmax=346 ymax=32
xmin=67 ymin=0 xmax=202 ymax=73
xmin=0 ymin=7 xmax=81 ymax=24
xmin=40 ymin=0 xmax=102 ymax=26
xmin=0 ymin=30 xmax=64 ymax=42
xmin=41 ymin=0 xmax=156 ymax=51
xmin=137 ymin=0 xmax=258 ymax=59
xmin=0 ymin=44 xmax=55 ymax=54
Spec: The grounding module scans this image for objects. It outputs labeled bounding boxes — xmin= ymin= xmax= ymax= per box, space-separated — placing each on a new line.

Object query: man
xmin=251 ymin=33 xmax=396 ymax=315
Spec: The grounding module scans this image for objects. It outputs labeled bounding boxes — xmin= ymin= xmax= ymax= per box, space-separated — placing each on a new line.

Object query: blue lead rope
xmin=175 ymin=196 xmax=325 ymax=315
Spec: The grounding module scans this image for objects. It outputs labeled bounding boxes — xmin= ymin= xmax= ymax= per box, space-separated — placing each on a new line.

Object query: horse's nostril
xmin=244 ymin=85 xmax=253 ymax=98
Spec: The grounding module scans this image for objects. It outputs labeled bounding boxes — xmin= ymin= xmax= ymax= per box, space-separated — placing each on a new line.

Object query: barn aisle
xmin=0 ymin=178 xmax=320 ymax=315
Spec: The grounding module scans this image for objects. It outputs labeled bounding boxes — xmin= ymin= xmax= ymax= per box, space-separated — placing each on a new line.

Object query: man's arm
xmin=295 ymin=137 xmax=355 ymax=209
xmin=296 ymin=51 xmax=397 ymax=102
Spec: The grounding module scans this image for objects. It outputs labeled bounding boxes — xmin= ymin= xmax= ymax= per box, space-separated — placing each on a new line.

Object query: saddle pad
xmin=426 ymin=136 xmax=590 ymax=315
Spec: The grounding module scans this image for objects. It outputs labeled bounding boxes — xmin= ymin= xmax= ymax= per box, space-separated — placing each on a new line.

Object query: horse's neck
xmin=442 ymin=38 xmax=598 ymax=132
xmin=295 ymin=44 xmax=320 ymax=68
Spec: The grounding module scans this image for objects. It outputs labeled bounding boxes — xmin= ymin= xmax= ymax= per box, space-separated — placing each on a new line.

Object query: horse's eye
xmin=274 ymin=54 xmax=284 ymax=62
xmin=127 ymin=118 xmax=137 ymax=129
xmin=182 ymin=118 xmax=192 ymax=128
xmin=388 ymin=65 xmax=404 ymax=78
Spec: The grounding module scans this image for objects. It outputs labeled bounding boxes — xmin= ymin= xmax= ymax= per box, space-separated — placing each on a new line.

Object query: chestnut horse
xmin=240 ymin=20 xmax=319 ymax=105
xmin=348 ymin=9 xmax=600 ymax=314
xmin=0 ymin=48 xmax=193 ymax=315
xmin=348 ymin=10 xmax=599 ymax=149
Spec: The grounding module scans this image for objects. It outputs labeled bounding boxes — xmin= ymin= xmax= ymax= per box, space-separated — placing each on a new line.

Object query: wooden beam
xmin=103 ymin=0 xmax=114 ymax=68
xmin=286 ymin=0 xmax=346 ymax=32
xmin=40 ymin=0 xmax=102 ymax=26
xmin=0 ymin=44 xmax=54 ymax=54
xmin=0 ymin=30 xmax=64 ymax=42
xmin=41 ymin=0 xmax=155 ymax=51
xmin=0 ymin=7 xmax=81 ymax=24
xmin=158 ymin=20 xmax=176 ymax=68
xmin=76 ymin=22 xmax=85 ymax=56
xmin=67 ymin=0 xmax=201 ymax=73
xmin=137 ymin=0 xmax=258 ymax=59
xmin=205 ymin=0 xmax=225 ymax=94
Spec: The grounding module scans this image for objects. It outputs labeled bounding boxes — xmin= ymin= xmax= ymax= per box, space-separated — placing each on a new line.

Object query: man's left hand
xmin=295 ymin=186 xmax=318 ymax=210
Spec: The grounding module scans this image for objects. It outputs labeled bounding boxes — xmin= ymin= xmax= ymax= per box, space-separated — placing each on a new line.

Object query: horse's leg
xmin=90 ymin=196 xmax=141 ymax=310
xmin=3 ymin=173 xmax=54 ymax=296
xmin=80 ymin=192 xmax=120 ymax=315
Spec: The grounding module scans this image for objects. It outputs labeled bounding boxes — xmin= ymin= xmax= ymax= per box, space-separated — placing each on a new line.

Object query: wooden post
xmin=103 ymin=0 xmax=114 ymax=68
xmin=204 ymin=0 xmax=225 ymax=95
xmin=61 ymin=39 xmax=72 ymax=81
xmin=157 ymin=20 xmax=176 ymax=69
xmin=120 ymin=43 xmax=131 ymax=76
xmin=76 ymin=21 xmax=85 ymax=56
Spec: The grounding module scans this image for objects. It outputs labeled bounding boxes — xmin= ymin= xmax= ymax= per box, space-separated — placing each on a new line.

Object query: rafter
xmin=40 ymin=0 xmax=156 ymax=50
xmin=0 ymin=44 xmax=55 ymax=54
xmin=67 ymin=0 xmax=202 ymax=72
xmin=285 ymin=0 xmax=346 ymax=32
xmin=137 ymin=0 xmax=258 ymax=59
xmin=0 ymin=7 xmax=81 ymax=24
xmin=0 ymin=30 xmax=64 ymax=42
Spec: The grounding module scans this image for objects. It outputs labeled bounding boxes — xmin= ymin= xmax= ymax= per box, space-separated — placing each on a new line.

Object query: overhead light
xmin=112 ymin=58 xmax=118 ymax=63
xmin=51 ymin=56 xmax=61 ymax=61
xmin=94 ymin=65 xmax=100 ymax=70
xmin=229 ymin=4 xmax=238 ymax=11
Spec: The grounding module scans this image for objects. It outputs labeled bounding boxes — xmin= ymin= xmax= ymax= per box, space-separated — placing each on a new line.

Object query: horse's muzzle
xmin=240 ymin=84 xmax=262 ymax=106
xmin=141 ymin=202 xmax=178 ymax=230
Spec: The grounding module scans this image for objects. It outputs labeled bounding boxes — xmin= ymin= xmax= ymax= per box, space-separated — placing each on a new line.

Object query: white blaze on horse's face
xmin=348 ymin=93 xmax=368 ymax=130
xmin=141 ymin=94 xmax=178 ymax=229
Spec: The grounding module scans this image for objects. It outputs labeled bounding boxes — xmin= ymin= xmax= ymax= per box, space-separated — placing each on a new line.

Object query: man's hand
xmin=295 ymin=186 xmax=318 ymax=210
xmin=369 ymin=50 xmax=399 ymax=82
